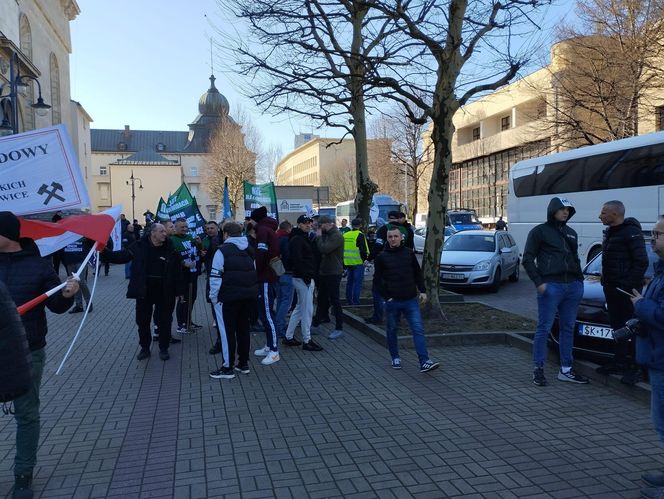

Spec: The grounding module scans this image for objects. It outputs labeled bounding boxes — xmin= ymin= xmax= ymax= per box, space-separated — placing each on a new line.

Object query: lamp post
xmin=0 ymin=49 xmax=51 ymax=134
xmin=126 ymin=170 xmax=143 ymax=221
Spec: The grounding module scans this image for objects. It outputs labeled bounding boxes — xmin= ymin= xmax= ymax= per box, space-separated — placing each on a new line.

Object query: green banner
xmin=166 ymin=183 xmax=206 ymax=237
xmin=243 ymin=181 xmax=278 ymax=220
xmin=155 ymin=197 xmax=170 ymax=222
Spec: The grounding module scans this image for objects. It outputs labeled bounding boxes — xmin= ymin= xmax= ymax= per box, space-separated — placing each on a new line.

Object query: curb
xmin=343 ymin=309 xmax=651 ymax=405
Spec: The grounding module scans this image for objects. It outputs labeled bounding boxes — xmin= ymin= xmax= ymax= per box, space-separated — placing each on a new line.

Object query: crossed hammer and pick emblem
xmin=37 ymin=182 xmax=65 ymax=205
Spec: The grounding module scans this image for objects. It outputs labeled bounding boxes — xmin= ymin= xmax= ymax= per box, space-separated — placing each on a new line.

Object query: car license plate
xmin=578 ymin=323 xmax=613 ymax=340
xmin=442 ymin=273 xmax=465 ymax=280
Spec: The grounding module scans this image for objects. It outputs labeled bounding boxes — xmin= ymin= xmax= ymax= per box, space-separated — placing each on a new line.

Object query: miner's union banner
xmin=0 ymin=125 xmax=90 ymax=215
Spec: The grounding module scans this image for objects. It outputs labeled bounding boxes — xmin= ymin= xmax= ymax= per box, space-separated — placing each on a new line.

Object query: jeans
xmin=371 ymin=282 xmax=385 ymax=321
xmin=650 ymin=368 xmax=664 ymax=446
xmin=315 ymin=274 xmax=343 ymax=330
xmin=275 ymin=274 xmax=294 ymax=338
xmin=258 ymin=282 xmax=278 ymax=352
xmin=345 ymin=265 xmax=364 ymax=305
xmin=14 ymin=348 xmax=45 ymax=475
xmin=532 ymin=280 xmax=584 ymax=369
xmin=125 ymin=261 xmax=132 ymax=279
xmin=385 ymin=298 xmax=430 ymax=365
xmin=287 ymin=278 xmax=315 ymax=343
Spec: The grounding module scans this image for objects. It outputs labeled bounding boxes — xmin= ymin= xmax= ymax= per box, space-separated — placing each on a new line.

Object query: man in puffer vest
xmin=209 ymin=223 xmax=259 ymax=379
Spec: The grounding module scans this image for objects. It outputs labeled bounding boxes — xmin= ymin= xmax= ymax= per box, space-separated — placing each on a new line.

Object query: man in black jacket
xmin=0 ymin=211 xmax=79 ymax=499
xmin=103 ymin=223 xmax=183 ymax=361
xmin=283 ymin=215 xmax=323 ymax=351
xmin=523 ymin=197 xmax=588 ymax=387
xmin=597 ymin=200 xmax=649 ymax=383
xmin=374 ymin=226 xmax=439 ymax=372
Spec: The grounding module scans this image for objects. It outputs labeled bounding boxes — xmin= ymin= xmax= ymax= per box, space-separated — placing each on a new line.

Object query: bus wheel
xmin=490 ymin=268 xmax=501 ymax=293
xmin=587 ymin=246 xmax=601 ymax=264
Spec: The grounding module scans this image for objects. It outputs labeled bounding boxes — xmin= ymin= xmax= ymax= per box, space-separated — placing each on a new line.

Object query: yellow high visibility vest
xmin=343 ymin=230 xmax=368 ymax=266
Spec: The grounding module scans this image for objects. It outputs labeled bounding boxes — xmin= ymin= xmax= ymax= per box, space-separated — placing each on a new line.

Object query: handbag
xmin=269 ymin=256 xmax=286 ymax=277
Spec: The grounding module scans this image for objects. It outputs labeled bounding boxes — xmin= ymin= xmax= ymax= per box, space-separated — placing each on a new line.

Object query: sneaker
xmin=234 ymin=365 xmax=251 ymax=375
xmin=190 ymin=322 xmax=203 ymax=330
xmin=533 ymin=367 xmax=547 ymax=386
xmin=136 ymin=349 xmax=151 ymax=361
xmin=391 ymin=358 xmax=402 ymax=370
xmin=13 ymin=472 xmax=33 ymax=499
xmin=643 ymin=471 xmax=664 ymax=488
xmin=176 ymin=326 xmax=190 ymax=335
xmin=209 ymin=343 xmax=222 ymax=355
xmin=302 ymin=340 xmax=323 ymax=351
xmin=210 ymin=367 xmax=235 ymax=379
xmin=641 ymin=486 xmax=664 ymax=499
xmin=68 ymin=306 xmax=84 ymax=314
xmin=254 ymin=345 xmax=270 ymax=357
xmin=557 ymin=369 xmax=589 ymax=384
xmin=261 ymin=351 xmax=280 ymax=365
xmin=420 ymin=360 xmax=440 ymax=373
xmin=170 ymin=338 xmax=182 ymax=345
xmin=159 ymin=350 xmax=170 ymax=361
xmin=282 ymin=337 xmax=302 ymax=346
xmin=328 ymin=330 xmax=344 ymax=340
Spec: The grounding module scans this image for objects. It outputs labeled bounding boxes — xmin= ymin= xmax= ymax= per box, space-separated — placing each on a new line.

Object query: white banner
xmin=110 ymin=219 xmax=122 ymax=252
xmin=279 ymin=198 xmax=313 ymax=213
xmin=0 ymin=125 xmax=90 ymax=215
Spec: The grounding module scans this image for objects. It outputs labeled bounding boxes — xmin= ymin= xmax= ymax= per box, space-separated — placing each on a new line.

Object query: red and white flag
xmin=19 ymin=205 xmax=122 ymax=256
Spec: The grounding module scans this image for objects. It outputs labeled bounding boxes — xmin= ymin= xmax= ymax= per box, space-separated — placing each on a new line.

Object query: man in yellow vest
xmin=343 ymin=218 xmax=369 ymax=305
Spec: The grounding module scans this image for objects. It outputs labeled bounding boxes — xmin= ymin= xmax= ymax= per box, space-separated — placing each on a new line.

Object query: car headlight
xmin=473 ymin=260 xmax=491 ymax=271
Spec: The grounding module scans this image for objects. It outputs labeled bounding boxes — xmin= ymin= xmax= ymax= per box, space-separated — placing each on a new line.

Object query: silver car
xmin=439 ymin=230 xmax=520 ymax=292
xmin=414 ymin=226 xmax=456 ymax=253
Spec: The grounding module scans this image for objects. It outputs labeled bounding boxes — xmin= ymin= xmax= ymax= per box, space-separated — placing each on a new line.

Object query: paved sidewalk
xmin=0 ymin=269 xmax=661 ymax=498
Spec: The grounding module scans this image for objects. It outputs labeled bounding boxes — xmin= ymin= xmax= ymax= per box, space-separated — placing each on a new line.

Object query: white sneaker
xmin=261 ymin=351 xmax=280 ymax=365
xmin=254 ymin=345 xmax=270 ymax=357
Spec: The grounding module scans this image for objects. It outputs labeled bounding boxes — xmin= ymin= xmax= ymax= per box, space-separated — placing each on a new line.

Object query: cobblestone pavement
xmin=0 ymin=268 xmax=661 ymax=498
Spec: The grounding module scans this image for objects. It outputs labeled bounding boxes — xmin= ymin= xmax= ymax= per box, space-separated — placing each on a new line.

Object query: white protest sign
xmin=0 ymin=125 xmax=90 ymax=215
xmin=110 ymin=219 xmax=122 ymax=251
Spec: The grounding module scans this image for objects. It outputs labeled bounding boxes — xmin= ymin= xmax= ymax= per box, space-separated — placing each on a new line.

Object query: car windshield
xmin=444 ymin=234 xmax=495 ymax=252
xmin=449 ymin=213 xmax=480 ymax=225
xmin=584 ymin=239 xmax=658 ymax=278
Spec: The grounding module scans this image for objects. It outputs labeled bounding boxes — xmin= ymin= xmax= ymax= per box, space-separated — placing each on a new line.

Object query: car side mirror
xmin=500 ymin=247 xmax=511 ymax=254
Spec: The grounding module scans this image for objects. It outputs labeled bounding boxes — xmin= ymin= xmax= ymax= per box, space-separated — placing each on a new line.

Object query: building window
xmin=472 ymin=127 xmax=480 ymax=141
xmin=191 ymin=167 xmax=199 ymax=177
xmin=49 ymin=53 xmax=61 ymax=125
xmin=657 ymin=106 xmax=664 ymax=131
xmin=208 ymin=206 xmax=217 ymax=221
xmin=118 ymin=142 xmax=127 ymax=151
xmin=99 ymin=165 xmax=108 ymax=176
xmin=501 ymin=116 xmax=510 ymax=131
xmin=189 ymin=183 xmax=199 ymax=196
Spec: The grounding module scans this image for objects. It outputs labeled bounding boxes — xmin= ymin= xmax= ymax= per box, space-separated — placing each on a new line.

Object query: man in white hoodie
xmin=208 ymin=223 xmax=259 ymax=379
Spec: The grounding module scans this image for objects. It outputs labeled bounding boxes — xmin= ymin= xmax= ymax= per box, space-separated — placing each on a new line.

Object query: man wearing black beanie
xmin=0 ymin=211 xmax=79 ymax=498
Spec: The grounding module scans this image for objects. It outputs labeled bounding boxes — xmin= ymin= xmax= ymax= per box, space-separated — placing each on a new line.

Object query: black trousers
xmin=604 ymin=285 xmax=638 ymax=365
xmin=176 ymin=273 xmax=198 ymax=327
xmin=136 ymin=286 xmax=175 ymax=351
xmin=215 ymin=298 xmax=253 ymax=368
xmin=315 ymin=274 xmax=343 ymax=330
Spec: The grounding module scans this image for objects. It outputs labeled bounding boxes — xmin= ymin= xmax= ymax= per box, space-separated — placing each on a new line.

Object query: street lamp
xmin=126 ymin=170 xmax=144 ymax=221
xmin=0 ymin=48 xmax=51 ymax=134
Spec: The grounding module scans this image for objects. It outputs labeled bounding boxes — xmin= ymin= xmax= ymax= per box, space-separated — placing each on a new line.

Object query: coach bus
xmin=335 ymin=194 xmax=401 ymax=226
xmin=508 ymin=131 xmax=664 ymax=263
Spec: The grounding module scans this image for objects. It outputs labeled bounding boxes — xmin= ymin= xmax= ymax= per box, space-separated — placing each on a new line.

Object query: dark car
xmin=550 ymin=238 xmax=658 ymax=362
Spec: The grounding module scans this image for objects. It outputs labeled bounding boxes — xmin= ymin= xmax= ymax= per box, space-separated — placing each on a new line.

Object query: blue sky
xmin=70 ymin=1 xmax=571 ymax=158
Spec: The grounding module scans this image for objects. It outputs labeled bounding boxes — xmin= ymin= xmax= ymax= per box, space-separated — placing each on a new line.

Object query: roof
xmin=91 ymin=129 xmax=190 ymax=153
xmin=111 ymin=149 xmax=180 ymax=165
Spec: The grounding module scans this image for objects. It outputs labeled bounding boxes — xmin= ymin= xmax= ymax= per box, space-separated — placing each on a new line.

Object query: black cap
xmin=387 ymin=210 xmax=401 ymax=220
xmin=318 ymin=215 xmax=334 ymax=224
xmin=250 ymin=206 xmax=268 ymax=222
xmin=297 ymin=215 xmax=313 ymax=224
xmin=351 ymin=218 xmax=363 ymax=227
xmin=0 ymin=211 xmax=20 ymax=242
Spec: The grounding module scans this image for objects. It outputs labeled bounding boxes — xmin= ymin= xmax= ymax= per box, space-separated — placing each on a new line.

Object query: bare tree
xmin=205 ymin=108 xmax=257 ymax=218
xmin=328 ymin=160 xmax=357 ymax=204
xmin=218 ymin=0 xmax=401 ymax=223
xmin=256 ymin=142 xmax=283 ymax=183
xmin=538 ymin=0 xmax=664 ymax=146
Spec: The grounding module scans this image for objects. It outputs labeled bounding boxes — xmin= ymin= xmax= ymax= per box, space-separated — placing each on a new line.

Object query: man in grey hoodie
xmin=523 ymin=197 xmax=589 ymax=387
xmin=208 ymin=223 xmax=258 ymax=380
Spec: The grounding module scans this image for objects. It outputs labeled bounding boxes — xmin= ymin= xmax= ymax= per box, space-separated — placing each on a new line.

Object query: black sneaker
xmin=302 ymin=340 xmax=323 ymax=351
xmin=210 ymin=367 xmax=236 ymax=379
xmin=234 ymin=365 xmax=250 ymax=375
xmin=391 ymin=358 xmax=402 ymax=370
xmin=190 ymin=322 xmax=203 ymax=330
xmin=557 ymin=369 xmax=589 ymax=384
xmin=420 ymin=360 xmax=440 ymax=373
xmin=159 ymin=350 xmax=170 ymax=361
xmin=136 ymin=349 xmax=151 ymax=361
xmin=282 ymin=337 xmax=302 ymax=346
xmin=533 ymin=367 xmax=547 ymax=386
xmin=209 ymin=343 xmax=222 ymax=355
xmin=13 ymin=472 xmax=33 ymax=499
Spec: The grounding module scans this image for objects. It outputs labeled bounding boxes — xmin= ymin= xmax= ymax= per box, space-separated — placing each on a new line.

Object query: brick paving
xmin=0 ymin=268 xmax=661 ymax=498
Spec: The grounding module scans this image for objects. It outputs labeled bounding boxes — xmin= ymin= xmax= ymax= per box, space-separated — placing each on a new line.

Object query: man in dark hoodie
xmin=250 ymin=206 xmax=281 ymax=366
xmin=523 ymin=197 xmax=589 ymax=387
xmin=0 ymin=211 xmax=79 ymax=499
xmin=597 ymin=200 xmax=649 ymax=384
xmin=374 ymin=226 xmax=439 ymax=372
xmin=313 ymin=215 xmax=345 ymax=339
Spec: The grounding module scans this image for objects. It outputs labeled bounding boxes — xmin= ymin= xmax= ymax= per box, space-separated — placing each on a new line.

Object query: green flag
xmin=167 ymin=183 xmax=206 ymax=237
xmin=155 ymin=197 xmax=170 ymax=222
xmin=243 ymin=181 xmax=278 ymax=220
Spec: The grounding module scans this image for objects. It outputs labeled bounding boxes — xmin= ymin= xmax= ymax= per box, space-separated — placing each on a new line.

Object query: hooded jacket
xmin=288 ymin=227 xmax=316 ymax=283
xmin=522 ymin=197 xmax=583 ymax=287
xmin=635 ymin=260 xmax=664 ymax=370
xmin=316 ymin=225 xmax=344 ymax=276
xmin=374 ymin=243 xmax=425 ymax=301
xmin=368 ymin=221 xmax=415 ymax=261
xmin=601 ymin=217 xmax=649 ymax=291
xmin=209 ymin=236 xmax=258 ymax=303
xmin=0 ymin=238 xmax=74 ymax=351
xmin=254 ymin=217 xmax=280 ymax=283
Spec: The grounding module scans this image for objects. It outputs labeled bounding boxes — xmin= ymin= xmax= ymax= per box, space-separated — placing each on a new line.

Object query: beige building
xmin=90 ymin=76 xmax=243 ymax=222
